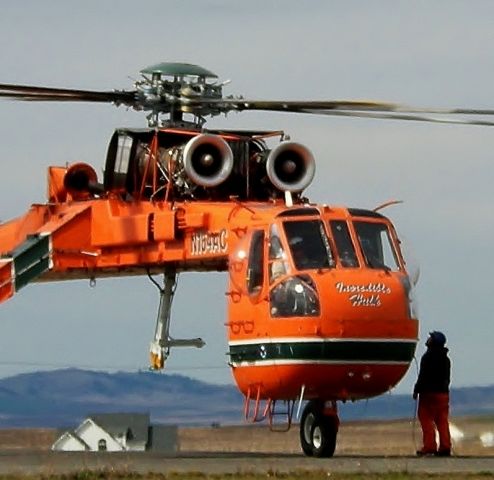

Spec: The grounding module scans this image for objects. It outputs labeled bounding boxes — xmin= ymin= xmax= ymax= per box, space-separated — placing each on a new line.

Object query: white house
xmin=52 ymin=413 xmax=177 ymax=452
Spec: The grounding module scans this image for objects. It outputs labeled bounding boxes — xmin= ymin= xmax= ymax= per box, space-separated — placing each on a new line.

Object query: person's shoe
xmin=416 ymin=449 xmax=436 ymax=456
xmin=435 ymin=449 xmax=451 ymax=457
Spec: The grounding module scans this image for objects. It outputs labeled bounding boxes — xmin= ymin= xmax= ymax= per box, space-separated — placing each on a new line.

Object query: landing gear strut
xmin=148 ymin=267 xmax=205 ymax=370
xmin=300 ymin=400 xmax=339 ymax=457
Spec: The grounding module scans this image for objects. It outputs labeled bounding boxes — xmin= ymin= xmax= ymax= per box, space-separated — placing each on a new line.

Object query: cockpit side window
xmin=268 ymin=224 xmax=290 ymax=284
xmin=283 ymin=220 xmax=334 ymax=270
xmin=329 ymin=220 xmax=359 ymax=268
xmin=354 ymin=221 xmax=400 ymax=271
xmin=247 ymin=230 xmax=265 ymax=295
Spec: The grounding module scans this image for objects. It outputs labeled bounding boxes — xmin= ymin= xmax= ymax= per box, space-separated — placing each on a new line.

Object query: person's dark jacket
xmin=413 ymin=346 xmax=451 ymax=395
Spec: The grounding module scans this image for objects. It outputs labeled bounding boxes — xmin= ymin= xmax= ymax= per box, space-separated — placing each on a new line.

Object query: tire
xmin=300 ymin=400 xmax=338 ymax=458
xmin=311 ymin=415 xmax=337 ymax=457
xmin=300 ymin=407 xmax=316 ymax=456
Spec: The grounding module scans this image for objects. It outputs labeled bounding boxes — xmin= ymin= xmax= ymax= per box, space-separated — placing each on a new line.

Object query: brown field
xmin=0 ymin=428 xmax=55 ymax=451
xmin=179 ymin=416 xmax=494 ymax=456
xmin=1 ymin=416 xmax=494 ymax=456
xmin=1 ymin=419 xmax=494 ymax=479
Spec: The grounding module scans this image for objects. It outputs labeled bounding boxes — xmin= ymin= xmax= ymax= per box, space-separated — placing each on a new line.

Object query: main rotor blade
xmin=0 ymin=83 xmax=135 ymax=104
xmin=212 ymin=99 xmax=494 ymax=116
xmin=300 ymin=109 xmax=494 ymax=127
xmin=189 ymin=99 xmax=494 ymax=126
xmin=0 ymin=92 xmax=119 ymax=102
xmin=1 ymin=81 xmax=493 ymax=127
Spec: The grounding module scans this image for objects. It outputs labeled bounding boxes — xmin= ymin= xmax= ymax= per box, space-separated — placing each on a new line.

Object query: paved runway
xmin=1 ymin=451 xmax=494 ymax=475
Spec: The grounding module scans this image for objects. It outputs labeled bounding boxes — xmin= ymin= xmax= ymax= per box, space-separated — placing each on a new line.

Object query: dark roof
xmin=277 ymin=207 xmax=320 ymax=218
xmin=348 ymin=208 xmax=386 ymax=219
xmin=89 ymin=413 xmax=150 ymax=443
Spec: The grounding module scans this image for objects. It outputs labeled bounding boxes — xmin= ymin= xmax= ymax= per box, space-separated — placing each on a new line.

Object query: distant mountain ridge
xmin=0 ymin=368 xmax=492 ymax=428
xmin=0 ymin=369 xmax=243 ymax=427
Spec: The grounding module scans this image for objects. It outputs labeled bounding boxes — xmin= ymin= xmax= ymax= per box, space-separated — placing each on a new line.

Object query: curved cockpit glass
xmin=270 ymin=274 xmax=320 ymax=317
xmin=354 ymin=221 xmax=400 ymax=271
xmin=268 ymin=219 xmax=327 ymax=318
xmin=268 ymin=224 xmax=290 ymax=284
xmin=283 ymin=220 xmax=334 ymax=270
xmin=266 ymin=215 xmax=402 ymax=318
xmin=247 ymin=230 xmax=264 ymax=295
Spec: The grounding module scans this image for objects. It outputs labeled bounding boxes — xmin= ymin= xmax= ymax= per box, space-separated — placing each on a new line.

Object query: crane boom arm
xmin=0 ymin=194 xmax=276 ymax=303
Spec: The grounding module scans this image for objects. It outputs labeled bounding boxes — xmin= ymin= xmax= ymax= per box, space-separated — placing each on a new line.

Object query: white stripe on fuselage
xmin=228 ymin=337 xmax=417 ymax=346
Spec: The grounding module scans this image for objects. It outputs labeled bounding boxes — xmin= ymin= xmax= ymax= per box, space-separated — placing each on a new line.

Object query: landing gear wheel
xmin=300 ymin=400 xmax=338 ymax=458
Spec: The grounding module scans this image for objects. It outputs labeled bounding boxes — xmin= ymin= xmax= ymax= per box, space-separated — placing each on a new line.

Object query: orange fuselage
xmin=227 ymin=207 xmax=418 ymax=402
xmin=0 ymin=181 xmax=418 ymax=403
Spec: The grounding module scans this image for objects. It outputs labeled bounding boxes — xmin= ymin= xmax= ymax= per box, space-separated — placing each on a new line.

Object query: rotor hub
xmin=134 ymin=62 xmax=225 ymax=127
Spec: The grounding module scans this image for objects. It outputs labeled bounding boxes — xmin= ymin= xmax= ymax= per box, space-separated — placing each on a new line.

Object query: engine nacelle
xmin=183 ymin=134 xmax=234 ymax=187
xmin=266 ymin=142 xmax=315 ymax=193
xmin=63 ymin=162 xmax=99 ymax=199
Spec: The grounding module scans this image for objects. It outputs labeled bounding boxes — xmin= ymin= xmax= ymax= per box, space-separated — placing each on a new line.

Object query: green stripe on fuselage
xmin=229 ymin=340 xmax=416 ymax=364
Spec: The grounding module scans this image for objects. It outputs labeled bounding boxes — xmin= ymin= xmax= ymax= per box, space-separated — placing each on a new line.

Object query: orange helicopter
xmin=0 ymin=62 xmax=493 ymax=457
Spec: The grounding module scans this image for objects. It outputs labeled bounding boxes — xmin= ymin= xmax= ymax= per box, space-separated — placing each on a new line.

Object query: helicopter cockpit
xmin=263 ymin=208 xmax=403 ymax=318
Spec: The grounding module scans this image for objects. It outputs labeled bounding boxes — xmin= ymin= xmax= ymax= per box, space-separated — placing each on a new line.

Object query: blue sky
xmin=0 ymin=1 xmax=493 ymax=397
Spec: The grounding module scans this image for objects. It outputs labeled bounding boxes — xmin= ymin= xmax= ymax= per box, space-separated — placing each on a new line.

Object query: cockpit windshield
xmin=330 ymin=220 xmax=359 ymax=268
xmin=354 ymin=221 xmax=400 ymax=271
xmin=283 ymin=220 xmax=334 ymax=270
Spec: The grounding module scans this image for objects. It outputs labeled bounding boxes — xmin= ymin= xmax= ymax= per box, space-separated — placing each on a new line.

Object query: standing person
xmin=413 ymin=331 xmax=452 ymax=456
